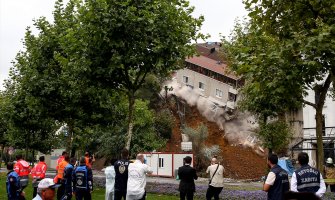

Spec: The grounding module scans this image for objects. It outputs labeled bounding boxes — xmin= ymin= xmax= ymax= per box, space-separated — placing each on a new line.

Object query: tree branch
xmin=303 ymin=100 xmax=316 ymax=109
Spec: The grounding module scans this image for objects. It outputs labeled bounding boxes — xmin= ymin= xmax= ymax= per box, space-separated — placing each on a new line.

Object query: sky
xmin=0 ymin=0 xmax=248 ymax=91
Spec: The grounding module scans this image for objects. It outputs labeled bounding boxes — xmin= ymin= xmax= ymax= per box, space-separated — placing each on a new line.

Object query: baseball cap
xmin=38 ymin=178 xmax=61 ymax=189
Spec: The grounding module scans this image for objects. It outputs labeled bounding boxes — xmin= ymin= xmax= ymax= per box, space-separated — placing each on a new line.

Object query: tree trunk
xmin=66 ymin=124 xmax=74 ymax=153
xmin=125 ymin=92 xmax=135 ymax=150
xmin=0 ymin=145 xmax=3 ymax=169
xmin=315 ymin=107 xmax=324 ymax=171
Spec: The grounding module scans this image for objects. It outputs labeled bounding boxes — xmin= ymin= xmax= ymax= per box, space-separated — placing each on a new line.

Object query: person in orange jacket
xmin=31 ymin=156 xmax=47 ymax=198
xmin=14 ymin=154 xmax=30 ymax=191
xmin=55 ymin=155 xmax=69 ymax=200
xmin=56 ymin=151 xmax=68 ymax=172
xmin=85 ymin=152 xmax=95 ymax=169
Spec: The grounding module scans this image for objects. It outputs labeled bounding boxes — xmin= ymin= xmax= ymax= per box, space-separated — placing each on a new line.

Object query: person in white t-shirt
xmin=105 ymin=159 xmax=116 ymax=200
xmin=206 ymin=157 xmax=224 ymax=200
xmin=126 ymin=154 xmax=153 ymax=200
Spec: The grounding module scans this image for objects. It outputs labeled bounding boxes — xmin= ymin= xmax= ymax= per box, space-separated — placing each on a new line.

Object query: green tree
xmin=182 ymin=123 xmax=208 ymax=170
xmin=258 ymin=120 xmax=293 ymax=154
xmin=65 ymin=0 xmax=205 ymax=150
xmin=242 ymin=0 xmax=335 ymax=170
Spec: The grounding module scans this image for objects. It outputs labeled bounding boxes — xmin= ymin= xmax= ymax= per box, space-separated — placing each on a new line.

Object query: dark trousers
xmin=206 ymin=185 xmax=223 ymax=200
xmin=57 ymin=180 xmax=66 ymax=200
xmin=180 ymin=191 xmax=194 ymax=200
xmin=33 ymin=187 xmax=38 ymax=198
xmin=75 ymin=190 xmax=91 ymax=200
xmin=61 ymin=193 xmax=72 ymax=200
xmin=326 ymin=184 xmax=335 ymax=192
xmin=114 ymin=190 xmax=127 ymax=200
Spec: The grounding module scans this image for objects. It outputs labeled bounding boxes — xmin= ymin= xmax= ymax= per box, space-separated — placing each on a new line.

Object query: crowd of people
xmin=6 ymin=151 xmax=94 ymax=200
xmin=5 ymin=150 xmax=335 ymax=200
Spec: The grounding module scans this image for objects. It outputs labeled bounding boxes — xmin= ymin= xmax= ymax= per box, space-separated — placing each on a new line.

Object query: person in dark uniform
xmin=114 ymin=148 xmax=130 ymax=200
xmin=73 ymin=157 xmax=93 ymax=200
xmin=263 ymin=154 xmax=289 ymax=200
xmin=178 ymin=156 xmax=198 ymax=200
xmin=61 ymin=157 xmax=76 ymax=200
xmin=6 ymin=162 xmax=24 ymax=200
xmin=291 ymin=152 xmax=326 ymax=198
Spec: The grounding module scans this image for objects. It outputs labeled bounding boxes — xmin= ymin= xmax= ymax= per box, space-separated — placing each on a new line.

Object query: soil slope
xmin=165 ymin=105 xmax=266 ymax=180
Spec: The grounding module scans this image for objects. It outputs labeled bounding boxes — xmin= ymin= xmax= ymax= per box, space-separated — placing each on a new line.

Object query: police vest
xmin=75 ymin=165 xmax=88 ymax=189
xmin=6 ymin=171 xmax=20 ymax=199
xmin=268 ymin=165 xmax=289 ymax=200
xmin=296 ymin=165 xmax=321 ymax=193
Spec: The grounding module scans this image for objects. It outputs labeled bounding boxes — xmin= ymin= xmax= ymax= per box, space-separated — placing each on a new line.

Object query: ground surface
xmin=165 ymin=104 xmax=267 ymax=180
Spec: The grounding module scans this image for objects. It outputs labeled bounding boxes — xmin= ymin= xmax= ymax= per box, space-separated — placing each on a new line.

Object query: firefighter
xmin=31 ymin=156 xmax=47 ymax=198
xmin=14 ymin=154 xmax=30 ymax=191
xmin=73 ymin=156 xmax=93 ymax=200
xmin=61 ymin=157 xmax=76 ymax=200
xmin=55 ymin=155 xmax=70 ymax=200
xmin=7 ymin=162 xmax=24 ymax=200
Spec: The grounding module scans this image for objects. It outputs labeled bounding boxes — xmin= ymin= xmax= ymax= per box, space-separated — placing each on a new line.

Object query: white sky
xmin=0 ymin=0 xmax=247 ymax=90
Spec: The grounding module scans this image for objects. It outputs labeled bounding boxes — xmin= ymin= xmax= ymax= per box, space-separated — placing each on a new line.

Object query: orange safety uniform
xmin=56 ymin=155 xmax=65 ymax=171
xmin=54 ymin=159 xmax=68 ymax=183
xmin=14 ymin=159 xmax=31 ymax=177
xmin=85 ymin=156 xmax=92 ymax=168
xmin=31 ymin=161 xmax=47 ymax=179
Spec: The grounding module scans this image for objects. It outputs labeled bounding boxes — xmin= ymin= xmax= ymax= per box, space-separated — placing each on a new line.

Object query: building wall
xmin=176 ymin=68 xmax=237 ymax=107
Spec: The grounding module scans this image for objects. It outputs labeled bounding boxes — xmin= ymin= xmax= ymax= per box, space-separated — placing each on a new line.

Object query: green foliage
xmin=257 ymin=120 xmax=293 ymax=153
xmin=154 ymin=109 xmax=175 ymax=139
xmin=182 ymin=123 xmax=208 ymax=170
xmin=98 ymin=99 xmax=166 ymax=158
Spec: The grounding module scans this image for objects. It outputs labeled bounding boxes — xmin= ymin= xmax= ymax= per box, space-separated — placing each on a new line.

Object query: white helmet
xmin=326 ymin=157 xmax=333 ymax=164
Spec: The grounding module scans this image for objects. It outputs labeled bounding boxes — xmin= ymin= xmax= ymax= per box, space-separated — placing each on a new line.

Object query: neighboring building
xmin=291 ymin=89 xmax=335 ymax=167
xmin=142 ymin=152 xmax=193 ymax=177
xmin=37 ymin=148 xmax=65 ymax=169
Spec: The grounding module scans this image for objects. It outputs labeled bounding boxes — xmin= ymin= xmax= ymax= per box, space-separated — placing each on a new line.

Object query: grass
xmin=0 ymin=173 xmax=179 ymax=200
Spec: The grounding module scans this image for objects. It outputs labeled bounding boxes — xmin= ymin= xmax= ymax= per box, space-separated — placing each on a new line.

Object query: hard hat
xmin=326 ymin=158 xmax=333 ymax=164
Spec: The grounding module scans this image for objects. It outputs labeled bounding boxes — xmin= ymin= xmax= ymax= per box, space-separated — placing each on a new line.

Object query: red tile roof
xmin=185 ymin=55 xmax=238 ymax=80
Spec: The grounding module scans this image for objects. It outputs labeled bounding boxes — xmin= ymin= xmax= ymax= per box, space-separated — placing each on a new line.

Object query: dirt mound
xmin=165 ymin=105 xmax=266 ymax=180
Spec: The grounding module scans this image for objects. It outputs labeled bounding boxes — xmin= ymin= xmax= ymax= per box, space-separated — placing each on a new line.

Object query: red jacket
xmin=14 ymin=159 xmax=31 ymax=176
xmin=31 ymin=161 xmax=47 ymax=179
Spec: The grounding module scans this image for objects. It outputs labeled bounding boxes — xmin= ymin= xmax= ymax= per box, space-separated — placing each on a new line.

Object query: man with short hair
xmin=14 ymin=154 xmax=30 ymax=191
xmin=73 ymin=156 xmax=93 ymax=200
xmin=61 ymin=157 xmax=76 ymax=200
xmin=263 ymin=154 xmax=289 ymax=200
xmin=56 ymin=152 xmax=68 ymax=171
xmin=33 ymin=178 xmax=61 ymax=200
xmin=178 ymin=156 xmax=198 ymax=200
xmin=31 ymin=156 xmax=48 ymax=198
xmin=6 ymin=162 xmax=24 ymax=200
xmin=114 ymin=148 xmax=130 ymax=200
xmin=206 ymin=157 xmax=224 ymax=200
xmin=126 ymin=154 xmax=153 ymax=200
xmin=291 ymin=152 xmax=326 ymax=198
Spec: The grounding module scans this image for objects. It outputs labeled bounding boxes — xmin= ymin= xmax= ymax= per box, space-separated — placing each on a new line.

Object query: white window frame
xmin=216 ymin=89 xmax=223 ymax=98
xmin=159 ymin=157 xmax=164 ymax=168
xmin=182 ymin=76 xmax=189 ymax=84
xmin=199 ymin=82 xmax=205 ymax=90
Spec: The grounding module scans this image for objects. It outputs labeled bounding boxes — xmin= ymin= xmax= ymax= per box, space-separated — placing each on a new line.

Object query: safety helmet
xmin=326 ymin=157 xmax=333 ymax=164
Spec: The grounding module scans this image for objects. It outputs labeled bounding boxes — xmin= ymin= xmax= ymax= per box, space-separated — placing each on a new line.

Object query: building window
xmin=199 ymin=82 xmax=205 ymax=90
xmin=216 ymin=89 xmax=223 ymax=98
xmin=159 ymin=157 xmax=164 ymax=168
xmin=183 ymin=76 xmax=189 ymax=84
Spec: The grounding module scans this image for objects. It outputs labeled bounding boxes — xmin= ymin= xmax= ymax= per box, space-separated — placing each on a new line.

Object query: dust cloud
xmin=162 ymin=80 xmax=261 ymax=150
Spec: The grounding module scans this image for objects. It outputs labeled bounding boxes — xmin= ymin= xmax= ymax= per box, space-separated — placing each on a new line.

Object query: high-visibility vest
xmin=56 ymin=160 xmax=69 ymax=179
xmin=85 ymin=156 xmax=92 ymax=168
xmin=56 ymin=156 xmax=65 ymax=171
xmin=14 ymin=160 xmax=30 ymax=176
xmin=31 ymin=162 xmax=47 ymax=179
